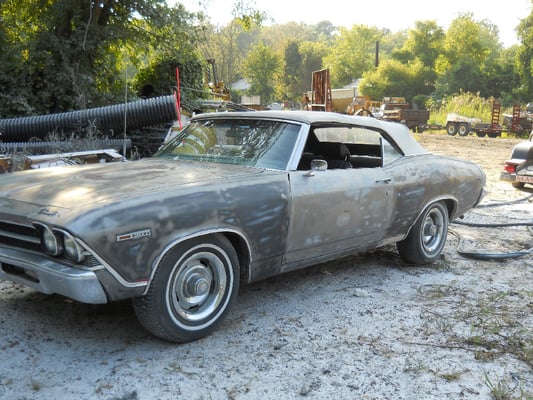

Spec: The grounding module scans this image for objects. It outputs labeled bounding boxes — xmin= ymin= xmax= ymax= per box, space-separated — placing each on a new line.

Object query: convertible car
xmin=0 ymin=111 xmax=486 ymax=342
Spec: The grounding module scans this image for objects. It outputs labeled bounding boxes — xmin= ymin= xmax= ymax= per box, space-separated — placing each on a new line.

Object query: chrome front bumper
xmin=0 ymin=246 xmax=107 ymax=304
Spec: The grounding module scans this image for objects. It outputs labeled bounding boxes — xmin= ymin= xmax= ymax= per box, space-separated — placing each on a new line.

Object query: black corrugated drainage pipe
xmin=0 ymin=95 xmax=178 ymax=142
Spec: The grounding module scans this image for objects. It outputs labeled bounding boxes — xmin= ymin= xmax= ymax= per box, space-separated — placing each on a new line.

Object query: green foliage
xmin=323 ymin=25 xmax=383 ymax=87
xmin=132 ymin=57 xmax=205 ymax=111
xmin=427 ymin=92 xmax=499 ymax=125
xmin=279 ymin=40 xmax=304 ymax=103
xmin=433 ymin=13 xmax=510 ymax=99
xmin=0 ymin=0 xmax=204 ymax=117
xmin=0 ymin=0 xmax=531 ymax=119
xmin=243 ymin=42 xmax=282 ymax=104
xmin=515 ymin=0 xmax=533 ymax=101
xmin=392 ymin=20 xmax=445 ymax=68
xmin=360 ymin=58 xmax=434 ymax=102
xmin=232 ymin=0 xmax=267 ymax=30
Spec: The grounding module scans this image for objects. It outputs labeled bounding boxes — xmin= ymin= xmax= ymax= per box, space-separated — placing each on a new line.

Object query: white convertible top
xmin=192 ymin=110 xmax=428 ymax=156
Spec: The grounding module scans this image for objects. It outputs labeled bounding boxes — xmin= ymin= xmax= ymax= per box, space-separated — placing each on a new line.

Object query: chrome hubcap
xmin=422 ymin=208 xmax=445 ymax=253
xmin=169 ymin=248 xmax=228 ymax=324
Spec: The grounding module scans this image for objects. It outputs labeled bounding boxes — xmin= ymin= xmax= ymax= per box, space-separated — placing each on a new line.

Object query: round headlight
xmin=42 ymin=227 xmax=61 ymax=256
xmin=62 ymin=232 xmax=85 ymax=263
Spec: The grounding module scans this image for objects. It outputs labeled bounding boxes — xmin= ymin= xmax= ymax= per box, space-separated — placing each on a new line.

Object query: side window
xmin=303 ymin=126 xmax=390 ymax=169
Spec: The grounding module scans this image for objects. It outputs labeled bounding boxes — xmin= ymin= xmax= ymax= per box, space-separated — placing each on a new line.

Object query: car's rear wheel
xmin=133 ymin=234 xmax=239 ymax=342
xmin=397 ymin=201 xmax=449 ymax=265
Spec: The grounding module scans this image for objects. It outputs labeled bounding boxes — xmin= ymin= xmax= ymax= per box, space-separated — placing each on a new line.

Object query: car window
xmin=381 ymin=137 xmax=402 ymax=164
xmin=155 ymin=119 xmax=300 ymax=170
xmin=314 ymin=126 xmax=380 ymax=145
xmin=301 ymin=126 xmax=402 ymax=169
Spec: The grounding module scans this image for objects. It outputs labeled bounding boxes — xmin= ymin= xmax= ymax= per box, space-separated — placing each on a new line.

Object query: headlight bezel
xmin=35 ymin=223 xmax=86 ymax=263
xmin=61 ymin=230 xmax=86 ymax=263
xmin=40 ymin=225 xmax=62 ymax=256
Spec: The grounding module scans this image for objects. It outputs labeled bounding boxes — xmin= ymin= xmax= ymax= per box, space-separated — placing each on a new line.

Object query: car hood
xmin=0 ymin=158 xmax=266 ymax=210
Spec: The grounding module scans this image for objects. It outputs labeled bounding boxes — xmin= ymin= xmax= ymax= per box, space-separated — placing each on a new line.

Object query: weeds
xmin=421 ymin=286 xmax=533 ymax=367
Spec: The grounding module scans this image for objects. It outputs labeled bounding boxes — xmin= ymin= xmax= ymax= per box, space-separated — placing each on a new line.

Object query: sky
xmin=173 ymin=0 xmax=531 ymax=47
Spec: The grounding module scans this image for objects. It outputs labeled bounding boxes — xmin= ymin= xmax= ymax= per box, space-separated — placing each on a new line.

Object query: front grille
xmin=0 ymin=220 xmax=41 ymax=251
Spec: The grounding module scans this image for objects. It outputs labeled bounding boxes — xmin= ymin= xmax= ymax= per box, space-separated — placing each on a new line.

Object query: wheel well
xmin=220 ymin=232 xmax=251 ymax=284
xmin=152 ymin=231 xmax=252 ymax=289
xmin=442 ymin=198 xmax=456 ymax=219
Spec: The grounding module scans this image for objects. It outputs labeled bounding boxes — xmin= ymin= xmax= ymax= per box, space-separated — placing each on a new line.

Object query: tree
xmin=243 ymin=42 xmax=281 ymax=104
xmin=360 ymin=59 xmax=432 ymax=103
xmin=299 ymin=41 xmax=329 ymax=94
xmin=323 ymin=25 xmax=383 ymax=87
xmin=433 ymin=13 xmax=503 ymax=98
xmin=280 ymin=40 xmax=304 ymax=104
xmin=515 ymin=0 xmax=533 ymax=101
xmin=0 ymin=0 xmax=203 ymax=116
xmin=392 ymin=21 xmax=445 ymax=68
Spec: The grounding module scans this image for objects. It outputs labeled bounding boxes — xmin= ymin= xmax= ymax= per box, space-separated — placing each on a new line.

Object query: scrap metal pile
xmin=0 ymin=95 xmax=179 ymax=172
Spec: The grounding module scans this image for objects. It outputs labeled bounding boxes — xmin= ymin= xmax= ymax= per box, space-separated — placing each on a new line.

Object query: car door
xmin=283 ymin=166 xmax=395 ymax=269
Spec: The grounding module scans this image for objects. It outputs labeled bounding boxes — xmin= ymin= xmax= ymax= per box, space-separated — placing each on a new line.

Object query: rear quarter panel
xmin=385 ymin=154 xmax=485 ymax=237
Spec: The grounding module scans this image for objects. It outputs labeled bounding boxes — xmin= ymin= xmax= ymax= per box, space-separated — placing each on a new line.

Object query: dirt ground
xmin=1 ymin=132 xmax=532 ymax=400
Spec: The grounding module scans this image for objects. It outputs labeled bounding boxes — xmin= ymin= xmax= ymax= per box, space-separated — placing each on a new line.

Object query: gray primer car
xmin=0 ymin=111 xmax=486 ymax=342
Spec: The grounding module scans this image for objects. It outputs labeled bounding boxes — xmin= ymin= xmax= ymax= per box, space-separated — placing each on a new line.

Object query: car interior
xmin=297 ymin=125 xmax=384 ymax=170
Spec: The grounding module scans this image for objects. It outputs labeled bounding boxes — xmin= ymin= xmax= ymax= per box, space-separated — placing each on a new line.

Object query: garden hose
xmin=450 ymin=195 xmax=533 ymax=261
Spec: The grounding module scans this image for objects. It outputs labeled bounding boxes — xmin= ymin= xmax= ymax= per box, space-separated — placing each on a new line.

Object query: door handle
xmin=376 ymin=177 xmax=392 ymax=184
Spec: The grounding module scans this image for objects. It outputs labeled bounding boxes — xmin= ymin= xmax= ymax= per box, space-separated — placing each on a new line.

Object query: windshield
xmin=155 ymin=118 xmax=301 ymax=170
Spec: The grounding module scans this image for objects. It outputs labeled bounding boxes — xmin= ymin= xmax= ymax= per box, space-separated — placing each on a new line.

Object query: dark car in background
xmin=0 ymin=111 xmax=486 ymax=342
xmin=501 ymin=130 xmax=533 ymax=188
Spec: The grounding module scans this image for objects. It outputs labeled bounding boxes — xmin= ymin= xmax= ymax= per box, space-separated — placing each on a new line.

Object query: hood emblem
xmin=116 ymin=228 xmax=151 ymax=242
xmin=38 ymin=208 xmax=58 ymax=216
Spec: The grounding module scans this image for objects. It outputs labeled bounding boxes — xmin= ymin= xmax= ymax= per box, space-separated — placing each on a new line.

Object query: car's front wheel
xmin=397 ymin=201 xmax=449 ymax=264
xmin=133 ymin=234 xmax=239 ymax=342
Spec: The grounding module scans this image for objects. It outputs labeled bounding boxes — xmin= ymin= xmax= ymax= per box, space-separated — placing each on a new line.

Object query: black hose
xmin=449 ymin=230 xmax=533 ymax=261
xmin=453 ymin=220 xmax=533 ymax=228
xmin=477 ymin=194 xmax=533 ymax=208
xmin=449 ymin=195 xmax=533 ymax=261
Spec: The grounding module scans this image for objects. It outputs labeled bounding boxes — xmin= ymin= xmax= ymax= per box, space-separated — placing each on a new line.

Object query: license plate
xmin=516 ymin=174 xmax=533 ymax=183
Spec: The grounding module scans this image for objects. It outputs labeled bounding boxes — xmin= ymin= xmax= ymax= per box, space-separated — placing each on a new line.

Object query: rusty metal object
xmin=0 ymin=156 xmax=12 ymax=174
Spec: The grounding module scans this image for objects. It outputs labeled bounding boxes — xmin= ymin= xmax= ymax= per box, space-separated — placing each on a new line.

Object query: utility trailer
xmin=445 ymin=102 xmax=524 ymax=138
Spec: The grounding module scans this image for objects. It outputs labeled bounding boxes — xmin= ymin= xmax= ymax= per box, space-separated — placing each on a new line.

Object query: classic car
xmin=501 ymin=130 xmax=533 ymax=188
xmin=0 ymin=111 xmax=486 ymax=342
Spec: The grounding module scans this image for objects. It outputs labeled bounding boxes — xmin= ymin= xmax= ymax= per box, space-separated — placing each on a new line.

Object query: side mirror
xmin=305 ymin=159 xmax=328 ymax=176
xmin=311 ymin=159 xmax=328 ymax=171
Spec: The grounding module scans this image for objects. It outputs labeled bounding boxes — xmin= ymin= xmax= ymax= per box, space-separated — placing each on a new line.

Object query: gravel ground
xmin=0 ymin=132 xmax=532 ymax=400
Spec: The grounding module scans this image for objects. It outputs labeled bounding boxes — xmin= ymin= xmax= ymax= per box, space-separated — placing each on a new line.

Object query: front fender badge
xmin=116 ymin=228 xmax=151 ymax=242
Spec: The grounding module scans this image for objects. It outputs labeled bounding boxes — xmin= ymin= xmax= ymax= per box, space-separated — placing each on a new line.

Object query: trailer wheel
xmin=446 ymin=122 xmax=457 ymax=136
xmin=458 ymin=123 xmax=470 ymax=136
xmin=487 ymin=132 xmax=500 ymax=138
xmin=476 ymin=132 xmax=486 ymax=138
